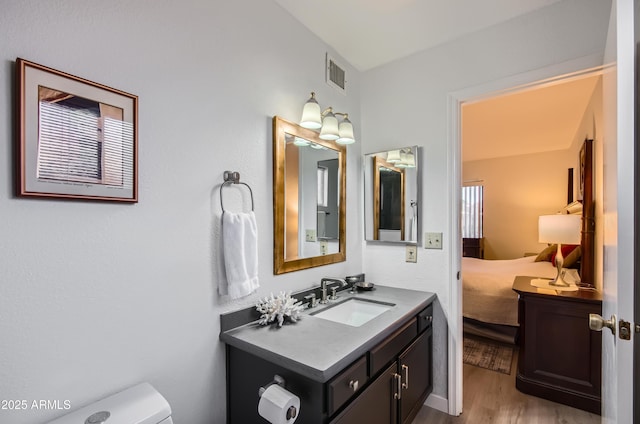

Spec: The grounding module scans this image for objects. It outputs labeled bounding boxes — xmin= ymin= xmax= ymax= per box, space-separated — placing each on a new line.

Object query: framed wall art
xmin=15 ymin=58 xmax=138 ymax=202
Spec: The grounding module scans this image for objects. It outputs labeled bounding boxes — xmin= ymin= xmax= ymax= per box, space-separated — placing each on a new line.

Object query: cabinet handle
xmin=401 ymin=364 xmax=409 ymax=389
xmin=393 ymin=373 xmax=402 ymax=400
xmin=349 ymin=379 xmax=359 ymax=392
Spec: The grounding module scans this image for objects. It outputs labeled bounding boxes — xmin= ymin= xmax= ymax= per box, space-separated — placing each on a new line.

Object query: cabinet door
xmin=398 ymin=329 xmax=432 ymax=424
xmin=330 ymin=362 xmax=398 ymax=424
xmin=517 ymin=295 xmax=601 ymax=412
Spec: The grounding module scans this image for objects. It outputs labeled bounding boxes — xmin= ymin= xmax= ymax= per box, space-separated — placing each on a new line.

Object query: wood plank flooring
xmin=412 ymin=348 xmax=601 ymax=424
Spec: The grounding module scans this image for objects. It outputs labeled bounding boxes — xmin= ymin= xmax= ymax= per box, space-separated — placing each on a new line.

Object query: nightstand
xmin=512 ymin=275 xmax=602 ymax=414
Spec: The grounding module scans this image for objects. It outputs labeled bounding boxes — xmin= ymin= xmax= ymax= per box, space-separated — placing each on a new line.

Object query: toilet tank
xmin=47 ymin=382 xmax=173 ymax=424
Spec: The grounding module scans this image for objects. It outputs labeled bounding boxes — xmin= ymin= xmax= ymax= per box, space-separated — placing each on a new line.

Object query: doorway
xmin=446 ymin=62 xmax=606 ymax=415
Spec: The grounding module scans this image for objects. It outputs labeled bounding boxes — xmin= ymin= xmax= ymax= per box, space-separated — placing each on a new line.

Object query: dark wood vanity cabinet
xmin=330 ymin=325 xmax=433 ymax=424
xmin=398 ymin=330 xmax=432 ymax=424
xmin=329 ymin=361 xmax=398 ymax=424
xmin=226 ymin=303 xmax=433 ymax=424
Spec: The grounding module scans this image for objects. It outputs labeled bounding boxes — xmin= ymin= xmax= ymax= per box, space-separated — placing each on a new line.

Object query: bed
xmin=462 ymin=139 xmax=595 ymax=343
xmin=462 ymin=255 xmax=558 ymax=327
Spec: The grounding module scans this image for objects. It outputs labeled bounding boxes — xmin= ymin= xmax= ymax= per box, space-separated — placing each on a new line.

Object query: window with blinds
xmin=462 ymin=184 xmax=483 ymax=238
xmin=317 ymin=166 xmax=328 ymax=207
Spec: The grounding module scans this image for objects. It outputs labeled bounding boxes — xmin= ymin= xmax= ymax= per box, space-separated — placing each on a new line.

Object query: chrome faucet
xmin=304 ymin=293 xmax=318 ymax=308
xmin=320 ymin=277 xmax=347 ymax=304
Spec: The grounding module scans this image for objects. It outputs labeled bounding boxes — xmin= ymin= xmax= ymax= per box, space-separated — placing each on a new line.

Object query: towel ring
xmin=220 ymin=171 xmax=254 ymax=213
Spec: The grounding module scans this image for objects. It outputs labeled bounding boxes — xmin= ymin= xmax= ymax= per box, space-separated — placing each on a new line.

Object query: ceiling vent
xmin=326 ymin=53 xmax=346 ymax=94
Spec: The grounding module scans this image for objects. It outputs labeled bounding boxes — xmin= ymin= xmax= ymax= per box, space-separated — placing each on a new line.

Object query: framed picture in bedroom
xmin=15 ymin=58 xmax=138 ymax=202
xmin=578 ymin=139 xmax=592 ymax=202
xmin=579 ymin=138 xmax=595 ymax=288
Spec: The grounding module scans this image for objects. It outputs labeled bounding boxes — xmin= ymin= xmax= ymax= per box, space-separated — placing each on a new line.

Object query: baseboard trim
xmin=424 ymin=393 xmax=448 ymax=414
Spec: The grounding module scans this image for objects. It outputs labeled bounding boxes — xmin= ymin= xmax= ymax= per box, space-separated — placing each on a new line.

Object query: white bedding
xmin=462 ymin=256 xmax=557 ymax=326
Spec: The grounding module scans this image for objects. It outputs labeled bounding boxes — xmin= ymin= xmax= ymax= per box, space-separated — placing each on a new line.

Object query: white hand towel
xmin=221 ymin=211 xmax=259 ymax=299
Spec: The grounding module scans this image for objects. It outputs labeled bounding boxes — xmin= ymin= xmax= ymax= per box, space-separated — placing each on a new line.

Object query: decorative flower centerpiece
xmin=256 ymin=291 xmax=304 ymax=327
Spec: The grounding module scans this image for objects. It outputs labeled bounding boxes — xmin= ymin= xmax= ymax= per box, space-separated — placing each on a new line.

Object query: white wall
xmin=0 ymin=1 xmax=363 ymax=423
xmin=360 ymin=0 xmax=611 ymax=405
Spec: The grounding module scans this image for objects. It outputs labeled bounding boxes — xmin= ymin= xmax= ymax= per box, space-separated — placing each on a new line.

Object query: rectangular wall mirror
xmin=273 ymin=116 xmax=346 ymax=274
xmin=364 ymin=147 xmax=419 ymax=244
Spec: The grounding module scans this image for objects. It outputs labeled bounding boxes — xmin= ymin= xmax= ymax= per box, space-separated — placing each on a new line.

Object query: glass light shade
xmin=396 ymin=151 xmax=409 ymax=167
xmin=336 ymin=117 xmax=355 ymax=145
xmin=403 ymin=151 xmax=416 ymax=168
xmin=293 ymin=137 xmax=310 ymax=147
xmin=300 ymin=93 xmax=322 ymax=129
xmin=386 ymin=150 xmax=401 ymax=163
xmin=319 ymin=112 xmax=339 ymax=140
xmin=538 ymin=214 xmax=581 ymax=244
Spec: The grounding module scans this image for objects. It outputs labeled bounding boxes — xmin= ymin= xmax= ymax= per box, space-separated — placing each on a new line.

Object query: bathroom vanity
xmin=220 ymin=286 xmax=435 ymax=424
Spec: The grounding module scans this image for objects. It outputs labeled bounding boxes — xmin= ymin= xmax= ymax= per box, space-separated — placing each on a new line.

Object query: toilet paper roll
xmin=258 ymin=384 xmax=300 ymax=424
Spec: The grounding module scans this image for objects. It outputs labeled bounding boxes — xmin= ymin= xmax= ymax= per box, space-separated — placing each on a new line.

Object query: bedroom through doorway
xmin=457 ymin=67 xmax=604 ymax=412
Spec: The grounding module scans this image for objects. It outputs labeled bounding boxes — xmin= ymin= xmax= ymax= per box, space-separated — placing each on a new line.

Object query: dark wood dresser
xmin=512 ymin=275 xmax=602 ymax=414
xmin=462 ymin=237 xmax=484 ymax=259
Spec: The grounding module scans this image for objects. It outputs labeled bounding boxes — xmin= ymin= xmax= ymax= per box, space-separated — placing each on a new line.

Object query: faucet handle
xmin=329 ymin=286 xmax=338 ymax=301
xmin=319 ymin=287 xmax=328 ymax=304
xmin=304 ymin=293 xmax=317 ymax=308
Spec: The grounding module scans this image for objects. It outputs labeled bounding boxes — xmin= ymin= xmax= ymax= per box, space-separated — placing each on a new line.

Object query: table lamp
xmin=538 ymin=214 xmax=582 ymax=287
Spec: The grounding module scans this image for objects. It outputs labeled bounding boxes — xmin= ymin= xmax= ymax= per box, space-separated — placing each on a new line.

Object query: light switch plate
xmin=305 ymin=229 xmax=316 ymax=242
xmin=406 ymin=245 xmax=417 ymax=262
xmin=425 ymin=232 xmax=443 ymax=249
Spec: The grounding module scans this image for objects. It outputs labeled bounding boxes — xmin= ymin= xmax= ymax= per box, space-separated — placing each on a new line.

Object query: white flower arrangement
xmin=256 ymin=291 xmax=304 ymax=327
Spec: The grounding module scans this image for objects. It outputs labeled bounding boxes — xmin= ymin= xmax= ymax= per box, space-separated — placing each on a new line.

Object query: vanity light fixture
xmin=396 ymin=150 xmax=416 ymax=168
xmin=300 ymin=92 xmax=356 ymax=145
xmin=386 ymin=150 xmax=401 ymax=163
xmin=293 ymin=137 xmax=311 ymax=147
xmin=387 ymin=148 xmax=416 ymax=168
xmin=405 ymin=151 xmax=416 ymax=167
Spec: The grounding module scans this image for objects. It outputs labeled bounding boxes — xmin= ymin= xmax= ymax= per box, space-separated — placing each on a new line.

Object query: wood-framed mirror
xmin=273 ymin=116 xmax=346 ymax=274
xmin=373 ymin=156 xmax=405 ymax=241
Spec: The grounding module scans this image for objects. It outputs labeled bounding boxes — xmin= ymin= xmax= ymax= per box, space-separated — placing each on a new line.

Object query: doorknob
xmin=589 ymin=313 xmax=616 ymax=335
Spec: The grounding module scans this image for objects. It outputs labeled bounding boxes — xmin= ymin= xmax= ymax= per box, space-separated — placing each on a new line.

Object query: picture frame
xmin=578 ymin=139 xmax=592 ymax=202
xmin=16 ymin=58 xmax=138 ymax=202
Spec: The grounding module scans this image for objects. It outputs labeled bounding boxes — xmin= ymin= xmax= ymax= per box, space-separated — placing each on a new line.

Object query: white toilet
xmin=47 ymin=382 xmax=173 ymax=424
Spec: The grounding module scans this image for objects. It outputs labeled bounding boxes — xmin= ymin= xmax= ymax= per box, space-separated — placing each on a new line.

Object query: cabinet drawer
xmin=327 ymin=355 xmax=368 ymax=415
xmin=369 ymin=318 xmax=418 ymax=377
xmin=417 ymin=304 xmax=433 ymax=334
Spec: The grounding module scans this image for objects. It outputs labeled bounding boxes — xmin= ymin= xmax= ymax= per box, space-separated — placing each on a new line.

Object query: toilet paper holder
xmin=258 ymin=375 xmax=298 ymax=421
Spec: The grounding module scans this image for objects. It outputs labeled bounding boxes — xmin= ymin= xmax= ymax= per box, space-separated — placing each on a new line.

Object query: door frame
xmin=446 ymin=56 xmax=607 ymax=415
xmin=633 ymin=3 xmax=639 ymax=420
xmin=635 ymin=76 xmax=639 ymax=424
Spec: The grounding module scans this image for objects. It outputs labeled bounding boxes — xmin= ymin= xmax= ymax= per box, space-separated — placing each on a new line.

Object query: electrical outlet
xmin=424 ymin=232 xmax=443 ymax=249
xmin=305 ymin=229 xmax=316 ymax=242
xmin=320 ymin=240 xmax=328 ymax=255
xmin=406 ymin=245 xmax=417 ymax=263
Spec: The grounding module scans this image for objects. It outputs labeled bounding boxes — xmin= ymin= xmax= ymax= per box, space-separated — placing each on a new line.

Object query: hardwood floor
xmin=412 ymin=348 xmax=601 ymax=424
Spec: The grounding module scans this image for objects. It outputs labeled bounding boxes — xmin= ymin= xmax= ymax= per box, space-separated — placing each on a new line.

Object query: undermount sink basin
xmin=311 ymin=298 xmax=395 ymax=327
